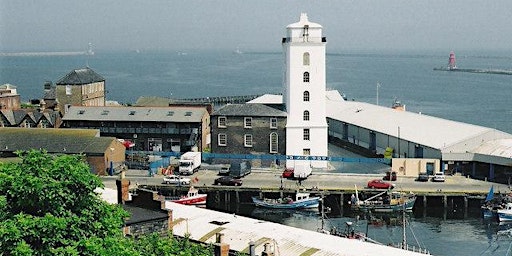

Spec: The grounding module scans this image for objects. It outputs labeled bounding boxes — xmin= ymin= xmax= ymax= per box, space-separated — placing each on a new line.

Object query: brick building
xmin=0 ymin=84 xmax=21 ymax=110
xmin=55 ymin=67 xmax=106 ymax=113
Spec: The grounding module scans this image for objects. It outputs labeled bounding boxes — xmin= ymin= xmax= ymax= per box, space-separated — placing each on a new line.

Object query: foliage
xmin=0 ymin=150 xmax=213 ymax=255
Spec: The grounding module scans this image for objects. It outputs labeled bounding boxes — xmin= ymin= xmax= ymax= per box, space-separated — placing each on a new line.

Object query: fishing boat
xmin=497 ymin=203 xmax=512 ymax=222
xmin=350 ymin=185 xmax=416 ymax=213
xmin=165 ymin=186 xmax=207 ymax=205
xmin=252 ymin=191 xmax=320 ymax=209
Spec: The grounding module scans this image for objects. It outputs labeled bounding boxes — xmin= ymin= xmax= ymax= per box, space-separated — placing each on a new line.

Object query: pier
xmin=433 ymin=67 xmax=512 ymax=75
xmin=121 ymin=168 xmax=499 ymax=214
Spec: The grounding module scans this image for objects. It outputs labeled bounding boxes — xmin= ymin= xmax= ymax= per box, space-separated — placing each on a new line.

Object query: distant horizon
xmin=2 ymin=47 xmax=512 ymax=58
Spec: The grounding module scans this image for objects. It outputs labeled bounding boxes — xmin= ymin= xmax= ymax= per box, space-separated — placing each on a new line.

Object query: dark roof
xmin=212 ymin=103 xmax=287 ymax=117
xmin=43 ymin=87 xmax=56 ymax=100
xmin=56 ymin=67 xmax=105 ymax=85
xmin=122 ymin=205 xmax=168 ymax=225
xmin=0 ymin=128 xmax=117 ymax=154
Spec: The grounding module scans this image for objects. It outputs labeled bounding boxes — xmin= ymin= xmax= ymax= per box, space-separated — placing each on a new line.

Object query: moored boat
xmin=252 ymin=191 xmax=320 ymax=209
xmin=498 ymin=203 xmax=512 ymax=222
xmin=350 ymin=186 xmax=416 ymax=213
xmin=165 ymin=186 xmax=207 ymax=205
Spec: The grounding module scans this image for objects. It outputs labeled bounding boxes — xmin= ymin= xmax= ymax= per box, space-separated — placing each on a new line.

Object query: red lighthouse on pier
xmin=448 ymin=51 xmax=457 ymax=70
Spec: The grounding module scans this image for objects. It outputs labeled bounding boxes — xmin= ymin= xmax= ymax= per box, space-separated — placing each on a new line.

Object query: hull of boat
xmin=353 ymin=197 xmax=416 ymax=213
xmin=171 ymin=194 xmax=207 ymax=205
xmin=252 ymin=196 xmax=320 ymax=209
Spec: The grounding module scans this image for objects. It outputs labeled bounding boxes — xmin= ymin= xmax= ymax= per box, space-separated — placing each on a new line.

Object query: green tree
xmin=0 ymin=150 xmax=212 ymax=255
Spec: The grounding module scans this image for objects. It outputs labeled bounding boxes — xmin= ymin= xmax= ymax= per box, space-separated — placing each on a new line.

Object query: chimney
xmin=261 ymin=243 xmax=274 ymax=256
xmin=214 ymin=233 xmax=229 ymax=256
xmin=116 ymin=178 xmax=130 ymax=204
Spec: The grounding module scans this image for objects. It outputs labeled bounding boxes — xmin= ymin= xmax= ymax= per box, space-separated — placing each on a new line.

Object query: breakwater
xmin=433 ymin=67 xmax=512 ymax=75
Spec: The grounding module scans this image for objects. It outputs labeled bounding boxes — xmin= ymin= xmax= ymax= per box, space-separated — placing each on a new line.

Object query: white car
xmin=432 ymin=172 xmax=446 ymax=182
xmin=163 ymin=175 xmax=191 ymax=185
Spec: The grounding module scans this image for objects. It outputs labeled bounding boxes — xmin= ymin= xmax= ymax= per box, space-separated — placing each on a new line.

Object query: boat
xmin=252 ymin=191 xmax=320 ymax=209
xmin=481 ymin=185 xmax=496 ymax=219
xmin=350 ymin=185 xmax=416 ymax=213
xmin=497 ymin=203 xmax=512 ymax=222
xmin=165 ymin=186 xmax=207 ymax=205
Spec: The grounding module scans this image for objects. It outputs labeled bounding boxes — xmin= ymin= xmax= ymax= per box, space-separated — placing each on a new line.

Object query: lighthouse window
xmin=303 ymin=110 xmax=310 ymax=121
xmin=303 ymin=129 xmax=310 ymax=140
xmin=303 ymin=91 xmax=310 ymax=102
xmin=303 ymin=72 xmax=310 ymax=82
xmin=303 ymin=52 xmax=310 ymax=65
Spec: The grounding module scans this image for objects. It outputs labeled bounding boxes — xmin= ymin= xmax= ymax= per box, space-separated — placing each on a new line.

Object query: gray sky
xmin=1 ymin=0 xmax=511 ymax=53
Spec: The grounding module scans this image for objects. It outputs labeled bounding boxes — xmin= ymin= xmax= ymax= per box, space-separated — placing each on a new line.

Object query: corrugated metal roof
xmin=62 ymin=106 xmax=207 ymax=123
xmin=326 ymin=98 xmax=497 ymax=149
xmin=473 ymin=139 xmax=512 ymax=158
xmin=247 ymin=94 xmax=283 ymax=104
xmin=165 ymin=202 xmax=426 ymax=256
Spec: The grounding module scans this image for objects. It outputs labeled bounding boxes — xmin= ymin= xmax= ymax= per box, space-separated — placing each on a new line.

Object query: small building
xmin=210 ymin=103 xmax=287 ymax=166
xmin=0 ymin=84 xmax=21 ymax=110
xmin=55 ymin=67 xmax=106 ymax=113
xmin=61 ymin=106 xmax=210 ymax=153
xmin=0 ymin=127 xmax=125 ymax=175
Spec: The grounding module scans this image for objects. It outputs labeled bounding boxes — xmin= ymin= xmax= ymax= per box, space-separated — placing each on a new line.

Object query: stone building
xmin=0 ymin=84 xmax=21 ymax=110
xmin=55 ymin=67 xmax=106 ymax=113
xmin=210 ymin=103 xmax=287 ymax=165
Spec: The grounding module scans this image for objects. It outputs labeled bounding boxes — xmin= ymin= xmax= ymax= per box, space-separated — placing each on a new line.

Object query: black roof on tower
xmin=56 ymin=67 xmax=105 ymax=85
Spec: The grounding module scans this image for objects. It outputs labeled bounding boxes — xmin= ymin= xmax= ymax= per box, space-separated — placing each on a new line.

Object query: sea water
xmin=2 ymin=49 xmax=512 ymax=255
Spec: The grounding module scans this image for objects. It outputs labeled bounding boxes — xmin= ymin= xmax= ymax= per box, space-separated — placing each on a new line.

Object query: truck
xmin=178 ymin=152 xmax=201 ymax=175
xmin=292 ymin=164 xmax=312 ymax=179
xmin=228 ymin=160 xmax=251 ymax=178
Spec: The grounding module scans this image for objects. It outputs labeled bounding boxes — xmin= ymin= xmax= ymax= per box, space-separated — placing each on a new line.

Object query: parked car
xmin=383 ymin=171 xmax=397 ymax=181
xmin=214 ymin=176 xmax=243 ymax=186
xmin=416 ymin=172 xmax=429 ymax=182
xmin=432 ymin=172 xmax=446 ymax=182
xmin=281 ymin=168 xmax=294 ymax=179
xmin=163 ymin=175 xmax=191 ymax=185
xmin=367 ymin=179 xmax=395 ymax=189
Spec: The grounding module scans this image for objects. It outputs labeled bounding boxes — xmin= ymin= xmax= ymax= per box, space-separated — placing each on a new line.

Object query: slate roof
xmin=56 ymin=67 xmax=105 ymax=85
xmin=122 ymin=205 xmax=169 ymax=225
xmin=0 ymin=128 xmax=115 ymax=155
xmin=211 ymin=104 xmax=287 ymax=117
xmin=62 ymin=106 xmax=207 ymax=123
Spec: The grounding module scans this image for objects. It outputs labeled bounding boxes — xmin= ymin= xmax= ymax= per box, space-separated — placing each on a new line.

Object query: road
xmin=102 ymin=167 xmax=504 ymax=196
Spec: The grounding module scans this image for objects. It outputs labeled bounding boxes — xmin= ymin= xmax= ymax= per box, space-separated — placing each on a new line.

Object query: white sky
xmin=1 ymin=0 xmax=511 ymax=52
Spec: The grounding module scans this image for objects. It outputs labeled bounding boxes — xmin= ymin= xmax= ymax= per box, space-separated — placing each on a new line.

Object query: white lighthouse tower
xmin=283 ymin=13 xmax=328 ymax=169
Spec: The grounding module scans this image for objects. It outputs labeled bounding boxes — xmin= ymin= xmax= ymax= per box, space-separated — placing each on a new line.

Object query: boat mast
xmin=402 ymin=203 xmax=406 ymax=249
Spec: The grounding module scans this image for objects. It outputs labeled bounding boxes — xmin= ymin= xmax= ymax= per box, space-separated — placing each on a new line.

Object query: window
xmin=303 ymin=91 xmax=310 ymax=102
xmin=244 ymin=134 xmax=253 ymax=147
xmin=303 ymin=129 xmax=310 ymax=140
xmin=303 ymin=52 xmax=310 ymax=65
xmin=218 ymin=133 xmax=227 ymax=146
xmin=303 ymin=110 xmax=310 ymax=121
xmin=270 ymin=118 xmax=277 ymax=129
xmin=303 ymin=148 xmax=311 ymax=155
xmin=270 ymin=133 xmax=278 ymax=153
xmin=218 ymin=116 xmax=227 ymax=128
xmin=244 ymin=117 xmax=252 ymax=128
xmin=303 ymin=72 xmax=310 ymax=83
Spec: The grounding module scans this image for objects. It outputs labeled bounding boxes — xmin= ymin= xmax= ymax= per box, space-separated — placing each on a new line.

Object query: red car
xmin=281 ymin=168 xmax=294 ymax=179
xmin=367 ymin=179 xmax=395 ymax=189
